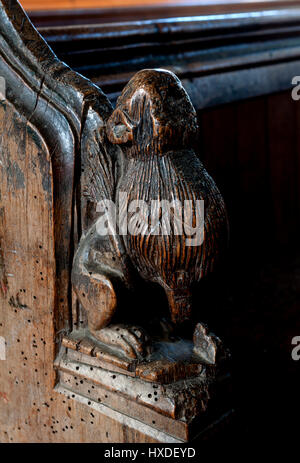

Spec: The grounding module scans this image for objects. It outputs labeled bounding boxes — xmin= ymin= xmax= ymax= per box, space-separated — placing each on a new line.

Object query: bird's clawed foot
xmin=193 ymin=322 xmax=222 ymax=365
xmin=91 ymin=324 xmax=151 ymax=360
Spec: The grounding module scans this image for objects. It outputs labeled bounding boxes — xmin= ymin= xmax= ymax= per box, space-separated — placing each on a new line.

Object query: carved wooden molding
xmin=0 ymin=0 xmax=114 ymax=346
xmin=0 ymin=0 xmax=231 ymax=442
xmin=37 ymin=7 xmax=300 ymax=108
xmin=27 ymin=1 xmax=300 ymax=27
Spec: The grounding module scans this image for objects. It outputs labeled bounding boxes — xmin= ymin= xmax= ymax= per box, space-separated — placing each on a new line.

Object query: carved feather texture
xmin=107 ymin=69 xmax=229 ymax=323
xmin=118 ymin=148 xmax=228 ymax=291
xmin=80 ymin=107 xmax=118 ymax=231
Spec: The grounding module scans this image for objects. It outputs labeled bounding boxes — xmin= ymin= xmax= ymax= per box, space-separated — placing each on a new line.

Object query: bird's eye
xmin=113 ymin=124 xmax=127 ymax=138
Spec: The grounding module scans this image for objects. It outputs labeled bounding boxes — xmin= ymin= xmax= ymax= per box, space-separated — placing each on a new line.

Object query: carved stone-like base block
xmin=55 ymin=332 xmax=232 ymax=442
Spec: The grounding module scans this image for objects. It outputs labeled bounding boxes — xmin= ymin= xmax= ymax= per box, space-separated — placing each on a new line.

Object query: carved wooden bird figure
xmin=107 ymin=69 xmax=228 ymax=325
xmin=72 ymin=69 xmax=228 ymax=359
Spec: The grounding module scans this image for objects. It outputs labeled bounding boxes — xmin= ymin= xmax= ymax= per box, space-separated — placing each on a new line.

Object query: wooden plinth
xmin=55 ymin=331 xmax=233 ymax=442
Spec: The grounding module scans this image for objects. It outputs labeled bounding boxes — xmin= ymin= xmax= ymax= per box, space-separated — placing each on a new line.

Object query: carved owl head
xmin=106 ymin=69 xmax=199 ymax=155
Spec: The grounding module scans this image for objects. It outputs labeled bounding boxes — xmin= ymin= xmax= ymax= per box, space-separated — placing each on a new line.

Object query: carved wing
xmin=80 ymin=102 xmax=118 ymax=232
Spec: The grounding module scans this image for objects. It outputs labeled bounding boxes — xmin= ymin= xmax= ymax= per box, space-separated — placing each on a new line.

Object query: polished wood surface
xmin=21 ymin=0 xmax=300 ymax=13
xmin=35 ymin=6 xmax=300 ymax=108
xmin=27 ymin=0 xmax=300 ymax=27
xmin=23 ymin=0 xmax=200 ymax=9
